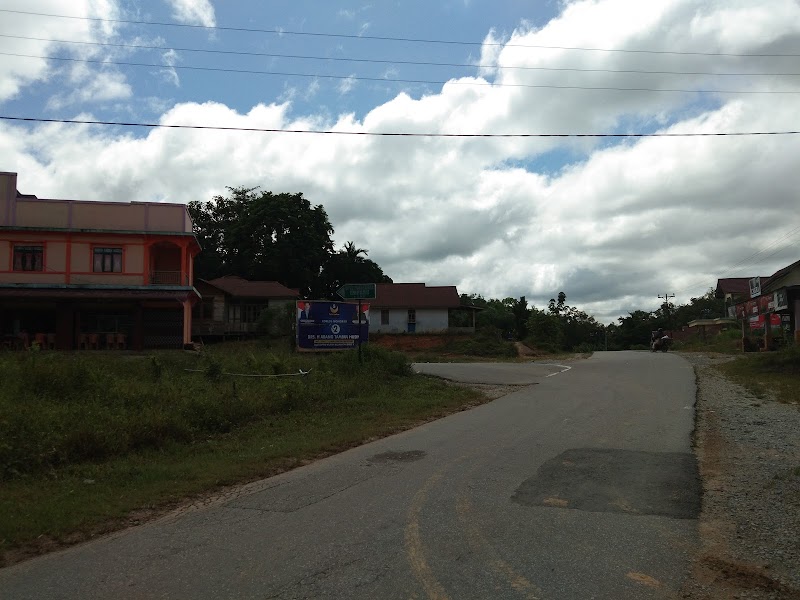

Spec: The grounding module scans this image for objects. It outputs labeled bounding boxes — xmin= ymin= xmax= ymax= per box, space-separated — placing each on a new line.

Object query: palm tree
xmin=341 ymin=241 xmax=368 ymax=263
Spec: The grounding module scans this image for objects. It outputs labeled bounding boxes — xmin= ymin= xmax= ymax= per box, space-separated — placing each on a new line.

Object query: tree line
xmin=189 ymin=185 xmax=724 ymax=351
xmin=460 ymin=290 xmax=725 ymax=352
xmin=188 ymin=186 xmax=392 ymax=298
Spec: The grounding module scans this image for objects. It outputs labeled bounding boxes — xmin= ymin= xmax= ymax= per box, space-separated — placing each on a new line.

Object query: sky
xmin=1 ymin=0 xmax=799 ymax=324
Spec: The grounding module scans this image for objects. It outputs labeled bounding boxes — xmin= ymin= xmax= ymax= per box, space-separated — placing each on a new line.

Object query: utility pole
xmin=658 ymin=292 xmax=675 ymax=331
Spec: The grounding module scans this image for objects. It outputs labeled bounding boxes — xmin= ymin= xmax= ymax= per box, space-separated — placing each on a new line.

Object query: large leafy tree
xmin=613 ymin=310 xmax=656 ymax=349
xmin=188 ymin=187 xmax=334 ymax=296
xmin=316 ymin=241 xmax=392 ymax=299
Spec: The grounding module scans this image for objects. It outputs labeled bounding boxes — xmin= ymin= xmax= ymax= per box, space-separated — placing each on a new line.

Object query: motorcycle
xmin=651 ymin=334 xmax=672 ymax=352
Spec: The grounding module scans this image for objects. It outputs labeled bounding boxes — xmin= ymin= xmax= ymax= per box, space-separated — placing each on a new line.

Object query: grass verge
xmin=0 ymin=342 xmax=485 ymax=565
xmin=713 ymin=345 xmax=800 ymax=404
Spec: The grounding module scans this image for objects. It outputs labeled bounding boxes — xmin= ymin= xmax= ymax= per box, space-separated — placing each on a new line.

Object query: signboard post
xmin=749 ymin=277 xmax=761 ymax=299
xmin=336 ymin=284 xmax=376 ymax=362
xmin=336 ymin=283 xmax=376 ymax=300
xmin=296 ymin=301 xmax=369 ymax=352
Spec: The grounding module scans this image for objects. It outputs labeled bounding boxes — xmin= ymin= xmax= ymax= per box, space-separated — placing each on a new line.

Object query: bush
xmin=0 ymin=342 xmax=419 ymax=481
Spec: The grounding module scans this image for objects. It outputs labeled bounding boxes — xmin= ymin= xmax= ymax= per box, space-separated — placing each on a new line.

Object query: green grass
xmin=672 ymin=329 xmax=745 ymax=354
xmin=0 ymin=342 xmax=484 ymax=563
xmin=713 ymin=344 xmax=800 ymax=404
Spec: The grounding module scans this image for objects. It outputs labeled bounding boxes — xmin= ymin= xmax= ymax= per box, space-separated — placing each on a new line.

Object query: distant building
xmin=369 ymin=282 xmax=476 ymax=334
xmin=718 ymin=258 xmax=800 ymax=347
xmin=0 ymin=171 xmax=200 ymax=350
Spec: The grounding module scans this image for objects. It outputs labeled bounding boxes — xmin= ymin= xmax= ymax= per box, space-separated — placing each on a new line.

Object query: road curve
xmin=1 ymin=351 xmax=699 ymax=599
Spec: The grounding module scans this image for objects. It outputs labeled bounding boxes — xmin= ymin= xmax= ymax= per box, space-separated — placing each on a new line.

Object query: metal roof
xmin=372 ymin=283 xmax=461 ymax=309
xmin=201 ymin=276 xmax=300 ymax=299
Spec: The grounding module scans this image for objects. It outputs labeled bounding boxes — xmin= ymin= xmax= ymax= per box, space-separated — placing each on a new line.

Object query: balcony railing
xmin=149 ymin=271 xmax=188 ymax=286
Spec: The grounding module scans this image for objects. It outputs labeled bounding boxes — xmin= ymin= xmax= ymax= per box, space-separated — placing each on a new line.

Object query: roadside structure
xmin=193 ymin=275 xmax=299 ymax=339
xmin=0 ymin=171 xmax=200 ymax=350
xmin=718 ymin=258 xmax=800 ymax=349
xmin=715 ymin=277 xmax=769 ymax=317
xmin=369 ymin=282 xmax=477 ymax=334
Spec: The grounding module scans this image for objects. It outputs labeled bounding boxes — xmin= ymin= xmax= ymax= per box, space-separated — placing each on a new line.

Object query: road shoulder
xmin=680 ymin=353 xmax=800 ymax=600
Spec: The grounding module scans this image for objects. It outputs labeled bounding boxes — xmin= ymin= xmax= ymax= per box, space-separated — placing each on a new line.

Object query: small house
xmin=193 ymin=276 xmax=299 ymax=339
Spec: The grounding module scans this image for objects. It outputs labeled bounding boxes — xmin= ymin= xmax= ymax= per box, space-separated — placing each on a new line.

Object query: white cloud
xmin=0 ymin=0 xmax=122 ymax=101
xmin=164 ymin=0 xmax=216 ymax=27
xmin=46 ymin=70 xmax=132 ymax=109
xmin=2 ymin=0 xmax=800 ymax=324
xmin=159 ymin=49 xmax=181 ymax=87
xmin=338 ymin=75 xmax=358 ymax=95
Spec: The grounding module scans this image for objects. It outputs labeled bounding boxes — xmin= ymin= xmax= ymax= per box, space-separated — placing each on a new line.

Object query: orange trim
xmin=66 ymin=234 xmax=72 ymax=284
xmin=56 ymin=270 xmax=146 ymax=277
xmin=143 ymin=241 xmax=150 ymax=285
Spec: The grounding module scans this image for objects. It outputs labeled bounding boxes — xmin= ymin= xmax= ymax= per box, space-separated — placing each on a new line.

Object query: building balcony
xmin=150 ymin=271 xmax=189 ymax=286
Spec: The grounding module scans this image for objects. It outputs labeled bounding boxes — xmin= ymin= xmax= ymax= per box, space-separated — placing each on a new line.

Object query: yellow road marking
xmin=455 ymin=494 xmax=541 ymax=599
xmin=542 ymin=496 xmax=569 ymax=508
xmin=405 ymin=469 xmax=452 ymax=600
xmin=626 ymin=572 xmax=663 ymax=588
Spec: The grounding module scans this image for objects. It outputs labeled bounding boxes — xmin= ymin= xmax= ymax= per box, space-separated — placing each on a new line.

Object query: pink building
xmin=0 ymin=171 xmax=201 ymax=350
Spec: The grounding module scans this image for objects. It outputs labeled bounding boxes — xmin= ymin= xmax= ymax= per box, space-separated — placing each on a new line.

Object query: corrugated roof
xmin=714 ymin=277 xmax=771 ymax=297
xmin=372 ymin=283 xmax=461 ymax=308
xmin=203 ymin=276 xmax=299 ymax=299
xmin=762 ymin=258 xmax=800 ymax=293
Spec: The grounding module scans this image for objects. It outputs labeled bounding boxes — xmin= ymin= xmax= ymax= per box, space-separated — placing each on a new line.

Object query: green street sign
xmin=336 ymin=283 xmax=376 ymax=300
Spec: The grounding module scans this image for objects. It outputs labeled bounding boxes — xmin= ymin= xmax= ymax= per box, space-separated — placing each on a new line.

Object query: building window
xmin=408 ymin=309 xmax=416 ymax=323
xmin=192 ymin=299 xmax=215 ymax=320
xmin=228 ymin=303 xmax=264 ymax=324
xmin=381 ymin=309 xmax=390 ymax=325
xmin=13 ymin=245 xmax=43 ymax=271
xmin=93 ymin=247 xmax=123 ymax=272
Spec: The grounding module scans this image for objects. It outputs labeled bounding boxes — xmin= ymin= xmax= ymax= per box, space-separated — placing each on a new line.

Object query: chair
xmin=106 ymin=333 xmax=117 ymax=350
xmin=46 ymin=333 xmax=57 ymax=350
xmin=88 ymin=334 xmax=100 ymax=350
xmin=116 ymin=333 xmax=127 ymax=350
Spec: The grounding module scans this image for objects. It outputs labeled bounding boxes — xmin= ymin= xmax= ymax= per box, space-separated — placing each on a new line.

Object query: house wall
xmin=370 ymin=308 xmax=449 ymax=333
xmin=796 ymin=298 xmax=800 ymax=342
xmin=0 ymin=172 xmax=192 ymax=233
xmin=0 ymin=230 xmax=192 ymax=287
xmin=0 ymin=172 xmax=17 ymax=226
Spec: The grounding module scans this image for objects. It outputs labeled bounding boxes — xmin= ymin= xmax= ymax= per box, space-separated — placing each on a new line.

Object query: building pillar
xmin=180 ymin=242 xmax=187 ymax=286
xmin=55 ymin=303 xmax=74 ymax=350
xmin=132 ymin=304 xmax=144 ymax=351
xmin=143 ymin=241 xmax=151 ymax=286
xmin=183 ymin=299 xmax=192 ymax=346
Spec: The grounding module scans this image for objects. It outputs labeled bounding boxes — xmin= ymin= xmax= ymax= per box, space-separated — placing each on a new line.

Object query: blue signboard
xmin=296 ymin=301 xmax=369 ymax=351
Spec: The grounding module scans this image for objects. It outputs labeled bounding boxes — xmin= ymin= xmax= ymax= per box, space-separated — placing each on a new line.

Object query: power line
xmin=4 ymin=52 xmax=800 ymax=95
xmin=2 ymin=116 xmax=799 ymax=137
xmin=672 ymin=224 xmax=800 ymax=296
xmin=2 ymin=33 xmax=800 ymax=78
xmin=2 ymin=8 xmax=800 ymax=57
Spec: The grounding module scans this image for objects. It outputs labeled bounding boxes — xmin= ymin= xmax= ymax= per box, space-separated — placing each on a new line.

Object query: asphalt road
xmin=1 ymin=351 xmax=699 ymax=599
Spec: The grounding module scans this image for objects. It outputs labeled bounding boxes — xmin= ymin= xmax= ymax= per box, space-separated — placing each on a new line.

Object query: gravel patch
xmin=679 ymin=352 xmax=800 ymax=600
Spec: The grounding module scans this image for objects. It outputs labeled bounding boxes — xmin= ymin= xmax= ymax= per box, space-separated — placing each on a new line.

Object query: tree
xmin=614 ymin=310 xmax=656 ymax=349
xmin=502 ymin=296 xmax=530 ymax=339
xmin=188 ymin=187 xmax=335 ymax=296
xmin=671 ymin=289 xmax=726 ymax=325
xmin=526 ymin=307 xmax=563 ymax=352
xmin=316 ymin=241 xmax=392 ymax=299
